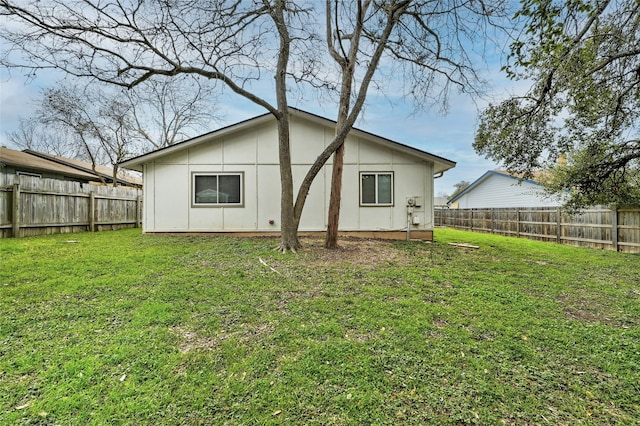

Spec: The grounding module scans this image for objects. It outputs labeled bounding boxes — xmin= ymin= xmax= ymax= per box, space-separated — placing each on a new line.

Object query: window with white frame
xmin=192 ymin=172 xmax=243 ymax=206
xmin=360 ymin=172 xmax=393 ymax=206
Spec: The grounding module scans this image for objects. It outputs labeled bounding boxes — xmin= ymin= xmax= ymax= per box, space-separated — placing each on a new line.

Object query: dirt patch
xmin=170 ymin=323 xmax=274 ymax=354
xmin=171 ymin=326 xmax=219 ymax=354
xmin=562 ymin=306 xmax=606 ymax=324
xmin=297 ymin=237 xmax=414 ymax=269
xmin=556 ymin=294 xmax=624 ymax=326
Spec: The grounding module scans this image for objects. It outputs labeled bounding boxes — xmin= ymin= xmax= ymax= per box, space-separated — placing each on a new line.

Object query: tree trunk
xmin=276 ymin=112 xmax=301 ymax=252
xmin=272 ymin=0 xmax=301 ymax=252
xmin=325 ymin=142 xmax=345 ymax=248
xmin=324 ymin=0 xmax=366 ymax=249
xmin=324 ymin=94 xmax=350 ymax=249
xmin=301 ymin=1 xmax=409 ymax=249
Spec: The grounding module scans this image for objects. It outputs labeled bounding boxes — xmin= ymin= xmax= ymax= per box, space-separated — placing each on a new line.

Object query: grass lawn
xmin=1 ymin=228 xmax=639 ymax=425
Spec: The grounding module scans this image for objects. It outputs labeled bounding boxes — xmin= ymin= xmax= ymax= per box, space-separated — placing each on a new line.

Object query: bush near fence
xmin=0 ymin=174 xmax=142 ymax=238
xmin=435 ymin=206 xmax=640 ymax=253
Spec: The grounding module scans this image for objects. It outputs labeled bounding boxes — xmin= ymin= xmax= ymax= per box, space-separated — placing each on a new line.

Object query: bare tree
xmin=7 ymin=117 xmax=80 ymax=158
xmin=1 ymin=0 xmax=315 ymax=251
xmin=322 ymin=0 xmax=410 ymax=248
xmin=126 ymin=76 xmax=220 ymax=150
xmin=320 ymin=0 xmax=512 ymax=247
xmin=1 ymin=0 xmax=511 ymax=251
xmin=9 ymin=76 xmax=219 ymax=177
xmin=37 ymin=85 xmax=139 ymax=185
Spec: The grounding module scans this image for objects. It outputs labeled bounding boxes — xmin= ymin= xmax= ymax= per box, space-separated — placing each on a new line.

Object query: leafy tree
xmin=474 ymin=0 xmax=640 ymax=210
xmin=449 ymin=180 xmax=471 ymax=199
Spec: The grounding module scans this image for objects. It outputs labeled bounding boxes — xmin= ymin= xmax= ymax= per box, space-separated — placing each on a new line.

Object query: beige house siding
xmin=124 ymin=109 xmax=453 ymax=235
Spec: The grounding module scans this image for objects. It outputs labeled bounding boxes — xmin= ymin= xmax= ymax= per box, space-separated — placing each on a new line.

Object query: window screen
xmin=193 ymin=173 xmax=242 ymax=206
xmin=360 ymin=172 xmax=393 ymax=206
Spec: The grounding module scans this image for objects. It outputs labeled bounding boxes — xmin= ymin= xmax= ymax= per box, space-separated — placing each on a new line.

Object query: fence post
xmin=89 ymin=191 xmax=95 ymax=232
xmin=490 ymin=209 xmax=494 ymax=234
xmin=135 ymin=195 xmax=141 ymax=228
xmin=556 ymin=207 xmax=561 ymax=244
xmin=611 ymin=205 xmax=619 ymax=252
xmin=12 ymin=183 xmax=20 ymax=238
xmin=516 ymin=209 xmax=520 ymax=237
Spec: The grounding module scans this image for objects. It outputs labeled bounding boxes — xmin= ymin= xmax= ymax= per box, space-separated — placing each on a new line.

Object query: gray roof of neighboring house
xmin=0 ymin=147 xmax=142 ymax=187
xmin=1 ymin=147 xmax=99 ymax=180
xmin=25 ymin=150 xmax=142 ymax=187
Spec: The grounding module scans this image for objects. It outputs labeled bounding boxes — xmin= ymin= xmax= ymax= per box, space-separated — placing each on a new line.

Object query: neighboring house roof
xmin=1 ymin=146 xmax=99 ymax=180
xmin=447 ymin=170 xmax=560 ymax=207
xmin=25 ymin=149 xmax=142 ymax=187
xmin=120 ymin=107 xmax=456 ymax=173
xmin=0 ymin=147 xmax=142 ymax=187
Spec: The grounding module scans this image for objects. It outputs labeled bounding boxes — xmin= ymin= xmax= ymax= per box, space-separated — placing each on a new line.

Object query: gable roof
xmin=447 ymin=170 xmax=543 ymax=205
xmin=119 ymin=108 xmax=456 ymax=173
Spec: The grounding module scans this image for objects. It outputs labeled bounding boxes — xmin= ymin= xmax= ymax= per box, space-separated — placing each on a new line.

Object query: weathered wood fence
xmin=435 ymin=206 xmax=640 ymax=253
xmin=1 ymin=174 xmax=142 ymax=238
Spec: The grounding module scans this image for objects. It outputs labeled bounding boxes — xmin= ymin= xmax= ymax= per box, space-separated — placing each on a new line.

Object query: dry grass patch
xmin=171 ymin=322 xmax=275 ymax=354
xmin=297 ymin=236 xmax=414 ymax=268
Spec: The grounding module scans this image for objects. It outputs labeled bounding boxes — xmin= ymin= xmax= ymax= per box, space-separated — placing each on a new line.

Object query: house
xmin=119 ymin=108 xmax=456 ymax=240
xmin=447 ymin=170 xmax=563 ymax=208
xmin=0 ymin=146 xmax=142 ymax=187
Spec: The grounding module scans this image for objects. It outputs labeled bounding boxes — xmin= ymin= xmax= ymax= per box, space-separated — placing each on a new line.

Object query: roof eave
xmin=289 ymin=109 xmax=456 ymax=172
xmin=120 ymin=107 xmax=457 ymax=173
xmin=120 ymin=113 xmax=273 ymax=171
xmin=447 ymin=171 xmax=496 ymax=204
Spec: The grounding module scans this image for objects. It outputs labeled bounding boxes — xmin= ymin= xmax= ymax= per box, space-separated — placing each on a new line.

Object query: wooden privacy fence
xmin=435 ymin=206 xmax=640 ymax=253
xmin=0 ymin=174 xmax=142 ymax=238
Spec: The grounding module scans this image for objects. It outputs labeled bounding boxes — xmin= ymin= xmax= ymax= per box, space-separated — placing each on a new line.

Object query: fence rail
xmin=435 ymin=206 xmax=640 ymax=253
xmin=1 ymin=174 xmax=142 ymax=238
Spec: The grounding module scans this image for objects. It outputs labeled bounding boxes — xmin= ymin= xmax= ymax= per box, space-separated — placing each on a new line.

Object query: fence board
xmin=0 ymin=173 xmax=142 ymax=238
xmin=435 ymin=206 xmax=640 ymax=253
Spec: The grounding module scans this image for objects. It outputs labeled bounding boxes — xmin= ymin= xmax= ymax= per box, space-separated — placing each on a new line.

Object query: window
xmin=360 ymin=172 xmax=393 ymax=206
xmin=17 ymin=171 xmax=42 ymax=178
xmin=192 ymin=172 xmax=243 ymax=207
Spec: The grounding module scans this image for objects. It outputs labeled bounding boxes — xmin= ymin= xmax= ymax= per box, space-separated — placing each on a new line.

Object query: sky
xmin=0 ymin=16 xmax=528 ymax=198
